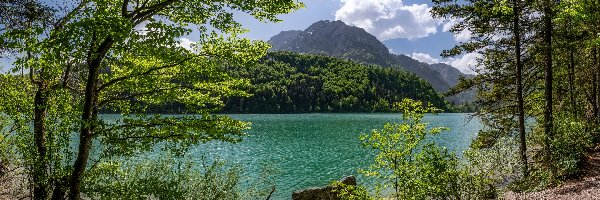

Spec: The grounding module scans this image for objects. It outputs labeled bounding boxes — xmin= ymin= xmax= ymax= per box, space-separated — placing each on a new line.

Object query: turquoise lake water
xmin=185 ymin=113 xmax=482 ymax=199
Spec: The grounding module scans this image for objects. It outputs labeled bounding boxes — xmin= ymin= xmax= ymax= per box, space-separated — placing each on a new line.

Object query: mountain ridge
xmin=267 ymin=20 xmax=471 ymax=96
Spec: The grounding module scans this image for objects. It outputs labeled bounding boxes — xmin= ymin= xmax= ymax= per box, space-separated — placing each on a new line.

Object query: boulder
xmin=291 ymin=176 xmax=356 ymax=200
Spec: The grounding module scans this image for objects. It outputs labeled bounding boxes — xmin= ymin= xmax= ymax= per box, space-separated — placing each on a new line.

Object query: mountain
xmin=268 ymin=20 xmax=472 ymax=94
xmin=429 ymin=63 xmax=475 ymax=86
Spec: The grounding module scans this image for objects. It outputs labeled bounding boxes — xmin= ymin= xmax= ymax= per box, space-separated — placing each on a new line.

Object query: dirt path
xmin=504 ymin=146 xmax=600 ymax=200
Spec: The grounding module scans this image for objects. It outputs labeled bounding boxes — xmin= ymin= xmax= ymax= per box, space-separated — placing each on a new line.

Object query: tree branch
xmin=53 ymin=0 xmax=88 ymax=33
xmin=122 ymin=0 xmax=130 ymax=17
xmin=98 ymin=86 xmax=179 ymax=107
xmin=97 ymin=57 xmax=192 ymax=92
xmin=131 ymin=0 xmax=179 ymax=23
xmin=113 ymin=134 xmax=185 ymax=141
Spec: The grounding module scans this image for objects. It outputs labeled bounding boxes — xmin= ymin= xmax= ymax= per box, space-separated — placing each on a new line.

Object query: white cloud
xmin=410 ymin=52 xmax=440 ymax=64
xmin=409 ymin=52 xmax=481 ymax=75
xmin=335 ymin=0 xmax=442 ymax=40
xmin=442 ymin=18 xmax=471 ymax=42
xmin=443 ymin=52 xmax=481 ymax=74
xmin=179 ymin=38 xmax=195 ymax=51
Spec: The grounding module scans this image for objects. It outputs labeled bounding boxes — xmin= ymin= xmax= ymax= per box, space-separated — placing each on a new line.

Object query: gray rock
xmin=291 ymin=176 xmax=356 ymax=200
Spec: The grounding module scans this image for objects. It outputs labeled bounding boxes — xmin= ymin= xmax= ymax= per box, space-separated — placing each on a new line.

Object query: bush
xmin=83 ymin=156 xmax=243 ymax=200
xmin=359 ymin=99 xmax=461 ymax=200
xmin=550 ymin=114 xmax=593 ymax=178
xmin=331 ymin=181 xmax=373 ymax=200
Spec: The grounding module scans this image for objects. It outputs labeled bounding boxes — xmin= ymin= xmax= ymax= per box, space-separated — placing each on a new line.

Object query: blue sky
xmin=2 ymin=0 xmax=478 ymax=74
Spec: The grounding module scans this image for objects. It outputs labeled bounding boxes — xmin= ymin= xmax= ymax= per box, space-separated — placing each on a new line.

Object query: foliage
xmin=459 ymin=137 xmax=524 ymax=198
xmin=223 ymin=52 xmax=448 ymax=113
xmin=83 ymin=157 xmax=242 ymax=200
xmin=514 ymin=113 xmax=597 ymax=192
xmin=549 ymin=114 xmax=594 ymax=178
xmin=0 ymin=0 xmax=303 ymax=199
xmin=359 ymin=98 xmax=460 ymax=200
xmin=331 ymin=181 xmax=373 ymax=200
xmin=433 ymin=0 xmax=600 ymax=191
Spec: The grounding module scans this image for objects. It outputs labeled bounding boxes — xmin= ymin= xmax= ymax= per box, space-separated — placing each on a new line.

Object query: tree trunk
xmin=543 ymin=0 xmax=554 ymax=170
xmin=568 ymin=18 xmax=577 ymax=117
xmin=593 ymin=47 xmax=598 ymax=122
xmin=69 ymin=37 xmax=114 ymax=200
xmin=513 ymin=0 xmax=528 ymax=177
xmin=594 ymin=47 xmax=599 ymax=122
xmin=68 ymin=68 xmax=96 ymax=200
xmin=51 ymin=177 xmax=67 ymax=200
xmin=568 ymin=45 xmax=576 ymax=116
xmin=33 ymin=83 xmax=49 ymax=200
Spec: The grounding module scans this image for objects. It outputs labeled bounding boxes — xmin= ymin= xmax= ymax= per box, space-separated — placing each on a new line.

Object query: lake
xmin=186 ymin=113 xmax=481 ymax=199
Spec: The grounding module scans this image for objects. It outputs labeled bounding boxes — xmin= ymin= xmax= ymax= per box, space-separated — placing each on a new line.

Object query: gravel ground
xmin=504 ymin=146 xmax=600 ymax=200
xmin=0 ymin=163 xmax=29 ymax=200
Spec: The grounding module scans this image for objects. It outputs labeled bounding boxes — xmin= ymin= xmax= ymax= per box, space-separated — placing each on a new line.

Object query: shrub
xmin=550 ymin=114 xmax=593 ymax=178
xmin=359 ymin=98 xmax=460 ymax=200
xmin=83 ymin=156 xmax=242 ymax=200
xmin=331 ymin=181 xmax=373 ymax=200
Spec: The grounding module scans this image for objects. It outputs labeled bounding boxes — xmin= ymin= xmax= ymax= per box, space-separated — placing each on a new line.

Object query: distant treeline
xmin=221 ymin=52 xmax=449 ymax=113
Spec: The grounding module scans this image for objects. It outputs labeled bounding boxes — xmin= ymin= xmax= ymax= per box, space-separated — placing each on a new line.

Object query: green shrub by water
xmin=82 ymin=156 xmax=277 ymax=200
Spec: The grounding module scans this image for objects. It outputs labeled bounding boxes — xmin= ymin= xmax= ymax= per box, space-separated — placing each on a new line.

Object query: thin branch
xmin=52 ymin=0 xmax=88 ymax=33
xmin=62 ymin=61 xmax=73 ymax=87
xmin=112 ymin=134 xmax=185 ymax=141
xmin=131 ymin=0 xmax=179 ymax=24
xmin=97 ymin=86 xmax=179 ymax=107
xmin=28 ymin=67 xmax=40 ymax=84
xmin=122 ymin=0 xmax=130 ymax=17
xmin=97 ymin=57 xmax=192 ymax=92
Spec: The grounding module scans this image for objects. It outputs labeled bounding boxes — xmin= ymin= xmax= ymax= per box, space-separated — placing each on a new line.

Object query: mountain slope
xmin=223 ymin=52 xmax=448 ymax=113
xmin=268 ymin=20 xmax=460 ymax=92
xmin=429 ymin=63 xmax=475 ymax=86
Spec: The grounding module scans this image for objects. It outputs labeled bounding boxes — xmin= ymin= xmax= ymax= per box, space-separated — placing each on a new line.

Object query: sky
xmin=1 ymin=0 xmax=479 ymax=74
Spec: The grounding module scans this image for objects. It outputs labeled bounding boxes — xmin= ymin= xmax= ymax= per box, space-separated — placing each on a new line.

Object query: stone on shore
xmin=292 ymin=176 xmax=356 ymax=200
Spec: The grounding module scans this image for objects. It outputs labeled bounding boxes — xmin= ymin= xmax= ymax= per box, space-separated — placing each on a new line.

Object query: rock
xmin=291 ymin=176 xmax=356 ymax=200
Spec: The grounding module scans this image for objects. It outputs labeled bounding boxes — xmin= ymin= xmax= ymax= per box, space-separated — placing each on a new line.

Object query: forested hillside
xmin=223 ymin=52 xmax=447 ymax=113
xmin=268 ymin=20 xmax=471 ymax=93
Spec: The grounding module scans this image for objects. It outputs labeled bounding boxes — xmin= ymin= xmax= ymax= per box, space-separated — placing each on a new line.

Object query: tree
xmin=0 ymin=0 xmax=303 ymax=199
xmin=512 ymin=0 xmax=529 ymax=177
xmin=359 ymin=98 xmax=458 ymax=200
xmin=542 ymin=0 xmax=554 ymax=146
xmin=432 ymin=0 xmax=534 ymax=177
xmin=434 ymin=0 xmax=600 ymax=187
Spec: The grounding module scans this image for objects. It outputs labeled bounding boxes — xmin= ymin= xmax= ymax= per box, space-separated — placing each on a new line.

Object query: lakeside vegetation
xmin=1 ymin=0 xmax=600 ymax=200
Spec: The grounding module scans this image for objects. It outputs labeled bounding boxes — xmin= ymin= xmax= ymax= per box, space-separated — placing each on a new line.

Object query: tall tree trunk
xmin=33 ymin=83 xmax=49 ymax=200
xmin=593 ymin=47 xmax=598 ymax=122
xmin=68 ymin=67 xmax=96 ymax=200
xmin=543 ymin=0 xmax=554 ymax=170
xmin=69 ymin=37 xmax=114 ymax=200
xmin=513 ymin=0 xmax=528 ymax=177
xmin=568 ymin=45 xmax=576 ymax=116
xmin=568 ymin=18 xmax=577 ymax=117
xmin=594 ymin=47 xmax=599 ymax=122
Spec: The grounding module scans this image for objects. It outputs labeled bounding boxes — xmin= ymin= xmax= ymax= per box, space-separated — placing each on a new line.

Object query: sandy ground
xmin=504 ymin=146 xmax=600 ymax=200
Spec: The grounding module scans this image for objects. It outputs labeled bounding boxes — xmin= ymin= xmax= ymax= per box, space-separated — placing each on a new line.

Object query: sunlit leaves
xmin=97 ymin=114 xmax=249 ymax=157
xmin=359 ymin=98 xmax=456 ymax=199
xmin=2 ymin=0 xmax=303 ymax=198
